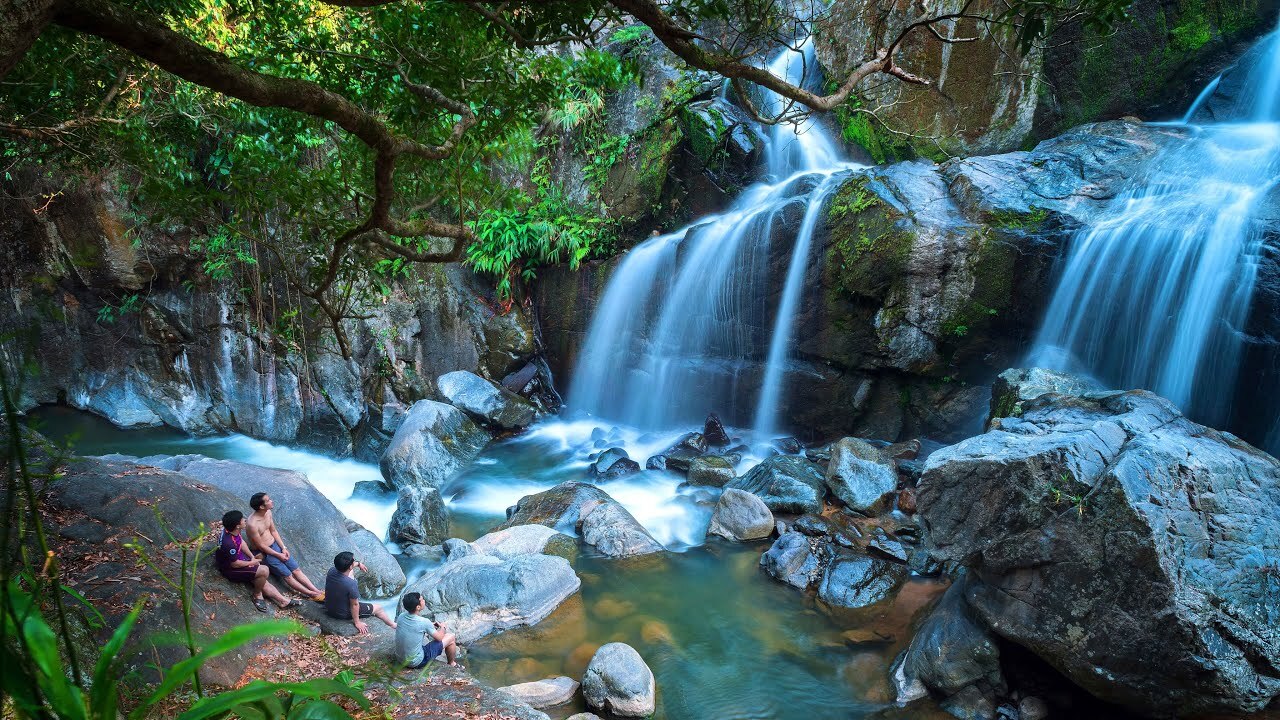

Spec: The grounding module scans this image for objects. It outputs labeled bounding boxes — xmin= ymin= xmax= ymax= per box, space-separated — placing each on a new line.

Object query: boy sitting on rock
xmin=395 ymin=591 xmax=462 ymax=670
xmin=323 ymin=551 xmax=396 ymax=635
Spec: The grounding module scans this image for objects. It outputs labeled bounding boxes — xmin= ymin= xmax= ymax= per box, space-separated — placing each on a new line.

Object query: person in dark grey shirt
xmin=323 ymin=551 xmax=396 ymax=635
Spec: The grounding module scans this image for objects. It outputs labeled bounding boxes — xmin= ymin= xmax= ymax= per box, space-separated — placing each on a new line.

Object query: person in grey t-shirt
xmin=323 ymin=551 xmax=396 ymax=635
xmin=395 ymin=591 xmax=462 ymax=669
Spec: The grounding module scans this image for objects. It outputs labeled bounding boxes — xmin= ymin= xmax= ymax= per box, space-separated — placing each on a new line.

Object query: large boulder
xmin=707 ymin=488 xmax=774 ymax=541
xmin=727 ymin=455 xmax=826 ymax=514
xmin=824 ymin=437 xmax=897 ymax=515
xmin=892 ymin=576 xmax=1006 ymax=720
xmin=437 ymin=370 xmax=537 ymax=430
xmin=496 ymin=482 xmax=663 ymax=557
xmin=119 ymin=454 xmax=405 ymax=598
xmin=496 ymin=677 xmax=580 ymax=709
xmin=918 ymin=388 xmax=1280 ymax=715
xmin=581 ymin=642 xmax=657 ymax=717
xmin=380 ymin=399 xmax=490 ymax=489
xmin=389 ymin=485 xmax=448 ymax=546
xmin=469 ymin=524 xmax=576 ymax=561
xmin=406 ymin=553 xmax=581 ymax=644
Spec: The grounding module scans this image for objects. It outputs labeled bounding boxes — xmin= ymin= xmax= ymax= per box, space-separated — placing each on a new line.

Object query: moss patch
xmin=823 ymin=176 xmax=914 ymax=303
xmin=939 ymin=230 xmax=1016 ymax=341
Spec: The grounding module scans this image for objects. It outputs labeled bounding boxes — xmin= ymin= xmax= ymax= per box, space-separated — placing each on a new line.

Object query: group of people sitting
xmin=214 ymin=491 xmax=461 ymax=669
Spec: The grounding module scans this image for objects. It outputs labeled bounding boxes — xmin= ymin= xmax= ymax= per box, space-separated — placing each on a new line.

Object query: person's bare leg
xmin=252 ymin=565 xmax=269 ymax=599
xmin=290 ymin=569 xmax=322 ymax=595
xmin=260 ymin=579 xmax=291 ymax=607
xmin=284 ymin=573 xmax=320 ymax=598
xmin=443 ymin=633 xmax=458 ymax=665
xmin=373 ymin=605 xmax=396 ymax=628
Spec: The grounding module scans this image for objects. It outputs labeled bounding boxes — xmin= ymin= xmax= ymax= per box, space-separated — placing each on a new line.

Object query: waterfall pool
xmin=29 ymin=406 xmax=949 ymax=719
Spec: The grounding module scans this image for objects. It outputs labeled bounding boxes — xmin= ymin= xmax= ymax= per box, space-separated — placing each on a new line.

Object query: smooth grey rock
xmin=582 ymin=642 xmax=656 ymax=717
xmin=919 ymin=387 xmax=1280 ymax=715
xmin=438 ymin=369 xmax=537 ymax=430
xmin=348 ymin=528 xmax=407 ymax=598
xmin=707 ymin=488 xmax=774 ymax=541
xmin=497 ymin=676 xmax=579 ymax=709
xmin=580 ymin=500 xmax=664 ymax=558
xmin=380 ymin=399 xmax=490 ymax=490
xmin=825 ymin=437 xmax=897 ymax=515
xmin=146 ymin=455 xmax=404 ymax=598
xmin=760 ymin=531 xmax=824 ymax=590
xmin=389 ymin=485 xmax=448 ymax=546
xmin=728 ymin=455 xmax=826 ymax=514
xmin=565 ymin=714 xmax=602 ymax=720
xmin=686 ymin=454 xmax=735 ymax=487
xmin=817 ymin=550 xmax=908 ymax=609
xmin=406 ymin=553 xmax=580 ymax=644
xmin=442 ymin=537 xmax=475 ymax=561
xmin=351 ymin=480 xmax=391 ymax=500
xmin=497 ymin=482 xmax=662 ymax=558
xmin=470 ymin=524 xmax=565 ymax=560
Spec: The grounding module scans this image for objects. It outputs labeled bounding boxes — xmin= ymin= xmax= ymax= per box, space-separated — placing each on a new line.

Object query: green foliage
xmin=1002 ymin=0 xmax=1137 ymax=53
xmin=608 ymin=25 xmax=653 ymax=46
xmin=989 ymin=206 xmax=1049 ymax=230
xmin=96 ymin=293 xmax=142 ymax=325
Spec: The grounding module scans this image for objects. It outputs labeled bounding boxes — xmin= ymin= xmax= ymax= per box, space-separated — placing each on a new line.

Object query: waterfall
xmin=567 ymin=40 xmax=858 ymax=433
xmin=1032 ymin=26 xmax=1280 ymax=429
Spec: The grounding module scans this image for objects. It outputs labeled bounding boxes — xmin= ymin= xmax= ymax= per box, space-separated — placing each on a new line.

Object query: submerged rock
xmin=707 ymin=488 xmax=774 ymax=542
xmin=437 ymin=370 xmax=537 ymax=430
xmin=582 ymin=642 xmax=656 ymax=717
xmin=728 ymin=455 xmax=826 ymax=514
xmin=497 ymin=482 xmax=663 ymax=558
xmin=919 ymin=386 xmax=1280 ymax=715
xmin=389 ymin=485 xmax=448 ymax=546
xmin=497 ymin=676 xmax=579 ymax=709
xmin=469 ymin=524 xmax=576 ymax=561
xmin=380 ymin=399 xmax=490 ymax=490
xmin=686 ymin=454 xmax=735 ymax=487
xmin=824 ymin=437 xmax=898 ymax=515
xmin=406 ymin=553 xmax=580 ymax=644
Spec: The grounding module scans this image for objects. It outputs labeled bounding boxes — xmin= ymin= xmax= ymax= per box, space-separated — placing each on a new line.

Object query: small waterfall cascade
xmin=568 ymin=40 xmax=859 ymax=432
xmin=1031 ymin=25 xmax=1280 ymax=427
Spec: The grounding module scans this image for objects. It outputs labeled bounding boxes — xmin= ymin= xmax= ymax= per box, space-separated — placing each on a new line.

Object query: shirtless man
xmin=246 ymin=492 xmax=325 ymax=602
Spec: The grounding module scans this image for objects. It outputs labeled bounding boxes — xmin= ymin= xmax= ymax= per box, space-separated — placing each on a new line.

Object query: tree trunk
xmin=0 ymin=0 xmax=56 ymax=79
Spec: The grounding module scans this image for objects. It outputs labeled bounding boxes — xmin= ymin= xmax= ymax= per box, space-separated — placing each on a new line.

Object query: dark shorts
xmin=262 ymin=542 xmax=300 ymax=578
xmin=220 ymin=566 xmax=259 ymax=584
xmin=357 ymin=602 xmax=375 ymax=618
xmin=325 ymin=602 xmax=374 ymax=620
xmin=409 ymin=640 xmax=445 ymax=669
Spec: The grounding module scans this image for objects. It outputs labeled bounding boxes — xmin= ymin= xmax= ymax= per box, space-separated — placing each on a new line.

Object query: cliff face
xmin=813 ymin=0 xmax=1280 ymax=159
xmin=0 ymin=180 xmax=540 ymax=457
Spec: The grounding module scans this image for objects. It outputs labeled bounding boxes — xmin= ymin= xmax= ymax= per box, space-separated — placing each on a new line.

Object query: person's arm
xmin=351 ymin=596 xmax=367 ymax=634
xmin=272 ymin=524 xmax=288 ymax=560
xmin=250 ymin=525 xmax=287 ymax=560
xmin=429 ymin=619 xmax=447 ymax=641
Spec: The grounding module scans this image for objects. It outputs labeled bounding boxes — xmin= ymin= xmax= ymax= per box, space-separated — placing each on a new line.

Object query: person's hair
xmin=334 ymin=551 xmax=355 ymax=572
xmin=402 ymin=592 xmax=422 ymax=613
xmin=221 ymin=510 xmax=243 ymax=531
xmin=249 ymin=492 xmax=268 ymax=511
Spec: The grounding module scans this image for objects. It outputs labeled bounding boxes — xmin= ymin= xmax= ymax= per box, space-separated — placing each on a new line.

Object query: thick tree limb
xmin=1 ymin=0 xmax=57 ymax=78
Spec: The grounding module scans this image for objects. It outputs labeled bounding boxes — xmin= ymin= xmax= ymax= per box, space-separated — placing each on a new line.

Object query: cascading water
xmin=569 ymin=40 xmax=858 ymax=433
xmin=1030 ymin=25 xmax=1280 ymax=429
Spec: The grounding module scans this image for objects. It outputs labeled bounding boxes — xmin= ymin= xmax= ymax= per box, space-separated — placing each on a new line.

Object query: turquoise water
xmin=30 ymin=407 xmax=948 ymax=719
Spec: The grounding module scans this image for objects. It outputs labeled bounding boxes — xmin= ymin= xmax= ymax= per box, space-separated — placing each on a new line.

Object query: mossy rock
xmin=822 ymin=175 xmax=915 ymax=302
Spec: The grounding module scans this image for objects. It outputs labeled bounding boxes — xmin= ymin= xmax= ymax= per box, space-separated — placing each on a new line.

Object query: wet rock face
xmin=817 ymin=550 xmax=909 ymax=610
xmin=815 ymin=0 xmax=1040 ymax=159
xmin=824 ymin=437 xmax=897 ymax=515
xmin=0 ymin=186 xmax=537 ymax=455
xmin=727 ymin=455 xmax=827 ymax=515
xmin=436 ymin=370 xmax=537 ymax=431
xmin=918 ymin=386 xmax=1280 ymax=715
xmin=380 ymin=400 xmax=490 ymax=490
xmin=389 ymin=485 xmax=449 ymax=546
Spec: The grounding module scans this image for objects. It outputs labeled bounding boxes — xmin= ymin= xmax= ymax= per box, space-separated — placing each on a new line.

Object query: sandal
xmin=311 ymin=592 xmax=326 ymax=602
xmin=252 ymin=598 xmax=270 ymax=613
xmin=281 ymin=599 xmax=304 ymax=609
